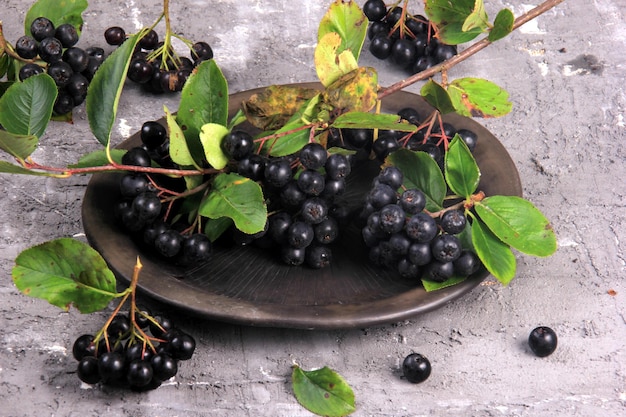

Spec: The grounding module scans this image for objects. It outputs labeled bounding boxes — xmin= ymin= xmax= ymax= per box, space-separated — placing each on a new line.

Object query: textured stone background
xmin=0 ymin=0 xmax=625 ymax=416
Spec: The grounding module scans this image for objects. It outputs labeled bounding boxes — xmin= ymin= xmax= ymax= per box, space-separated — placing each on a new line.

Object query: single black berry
xmin=38 ymin=37 xmax=63 ymax=63
xmin=221 ymin=130 xmax=254 ymax=160
xmin=180 ymin=233 xmax=212 ymax=264
xmin=440 ymin=209 xmax=467 ymax=234
xmin=104 ymin=26 xmax=126 ymax=45
xmin=191 ymin=41 xmax=213 ymax=63
xmin=287 ymin=221 xmax=314 ymax=249
xmin=154 ymin=229 xmax=183 ymax=258
xmin=405 ymin=212 xmax=438 ymax=242
xmin=18 ymin=63 xmax=44 ymax=81
xmin=98 ymin=351 xmax=126 ymax=383
xmin=63 ymin=47 xmax=90 ymax=73
xmin=140 ymin=121 xmax=168 ymax=149
xmin=430 ymin=234 xmax=462 ymax=263
xmin=77 ymin=356 xmax=101 ymax=384
xmin=238 ymin=154 xmax=266 ymax=181
xmin=301 ymin=197 xmax=328 ymax=224
xmin=166 ymin=332 xmax=196 ymax=360
xmin=400 ymin=188 xmax=426 ymax=214
xmin=299 ymin=142 xmax=327 ymax=170
xmin=528 ymin=326 xmax=558 ymax=357
xmin=297 ymin=169 xmax=325 ymax=196
xmin=72 ymin=334 xmax=95 ymax=360
xmin=138 ymin=29 xmax=159 ymax=50
xmin=132 ymin=192 xmax=162 ymax=222
xmin=127 ymin=359 xmax=154 ymax=387
xmin=151 ymin=352 xmax=178 ymax=381
xmin=305 ymin=245 xmax=333 ymax=269
xmin=55 ymin=23 xmax=79 ymax=47
xmin=363 ymin=0 xmax=387 ymax=21
xmin=30 ymin=17 xmax=55 ymax=41
xmin=47 ymin=61 xmax=74 ymax=87
xmin=15 ymin=36 xmax=38 ymax=59
xmin=264 ymin=158 xmax=292 ymax=188
xmin=453 ymin=250 xmax=481 ymax=276
xmin=128 ymin=58 xmax=155 ymax=84
xmin=402 ymin=353 xmax=431 ymax=383
xmin=369 ymin=34 xmax=394 ymax=60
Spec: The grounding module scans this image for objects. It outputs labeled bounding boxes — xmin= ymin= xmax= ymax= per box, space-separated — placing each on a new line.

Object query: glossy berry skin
xmin=238 ymin=154 xmax=266 ymax=181
xmin=297 ymin=169 xmax=325 ymax=196
xmin=128 ymin=58 xmax=154 ymax=83
xmin=372 ymin=134 xmax=400 ymax=160
xmin=287 ymin=221 xmax=314 ymax=249
xmin=63 ymin=47 xmax=90 ymax=73
xmin=408 ymin=242 xmax=432 ymax=266
xmin=191 ymin=41 xmax=213 ymax=63
xmin=369 ymin=34 xmax=394 ymax=60
xmin=15 ymin=36 xmax=38 ymax=59
xmin=440 ymin=209 xmax=467 ymax=234
xmin=423 ymin=260 xmax=454 ymax=282
xmin=66 ymin=73 xmax=89 ymax=105
xmin=166 ymin=332 xmax=196 ymax=360
xmin=367 ymin=183 xmax=397 ymax=210
xmin=55 ymin=23 xmax=79 ymax=47
xmin=397 ymin=107 xmax=420 ymax=125
xmin=405 ymin=212 xmax=438 ymax=243
xmin=151 ymin=352 xmax=178 ymax=381
xmin=104 ymin=26 xmax=126 ymax=45
xmin=77 ymin=356 xmax=101 ymax=384
xmin=305 ymin=245 xmax=333 ymax=269
xmin=139 ymin=29 xmax=159 ymax=50
xmin=149 ymin=315 xmax=173 ymax=338
xmin=314 ymin=217 xmax=339 ymax=245
xmin=400 ymin=189 xmax=426 ymax=214
xmin=47 ymin=61 xmax=74 ymax=87
xmin=264 ymin=159 xmax=292 ymax=188
xmin=181 ymin=233 xmax=212 ymax=264
xmin=30 ymin=17 xmax=55 ymax=41
xmin=98 ymin=351 xmax=126 ymax=383
xmin=122 ymin=146 xmax=152 ymax=167
xmin=53 ymin=91 xmax=74 ymax=115
xmin=456 ymin=128 xmax=478 ymax=152
xmin=281 ymin=245 xmax=306 ymax=266
xmin=397 ymin=258 xmax=420 ymax=279
xmin=18 ymin=63 xmax=44 ymax=81
xmin=528 ymin=326 xmax=558 ymax=357
xmin=140 ymin=121 xmax=168 ymax=149
xmin=38 ymin=37 xmax=63 ymax=63
xmin=299 ymin=143 xmax=327 ymax=169
xmin=344 ymin=128 xmax=373 ymax=149
xmin=363 ymin=0 xmax=387 ymax=21
xmin=430 ymin=234 xmax=462 ymax=263
xmin=301 ymin=197 xmax=328 ymax=224
xmin=280 ymin=181 xmax=306 ymax=209
xmin=391 ymin=38 xmax=418 ymax=69
xmin=402 ymin=353 xmax=431 ymax=383
xmin=132 ymin=192 xmax=162 ymax=222
xmin=127 ymin=360 xmax=154 ymax=387
xmin=120 ymin=174 xmax=150 ymax=198
xmin=72 ymin=334 xmax=95 ymax=360
xmin=379 ymin=204 xmax=405 ymax=234
xmin=378 ymin=166 xmax=404 ymax=189
xmin=154 ymin=230 xmax=183 ymax=258
xmin=221 ymin=130 xmax=254 ymax=160
xmin=453 ymin=250 xmax=481 ymax=276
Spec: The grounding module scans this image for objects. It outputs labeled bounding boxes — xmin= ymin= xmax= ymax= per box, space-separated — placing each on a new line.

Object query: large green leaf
xmin=331 ymin=112 xmax=417 ymax=132
xmin=25 ymin=0 xmax=88 ymax=35
xmin=489 ymin=9 xmax=515 ymax=42
xmin=318 ymin=0 xmax=367 ymax=62
xmin=176 ymin=60 xmax=228 ymax=160
xmin=12 ymin=238 xmax=118 ymax=313
xmin=87 ymin=32 xmax=142 ymax=147
xmin=0 ymin=73 xmax=57 ymax=137
xmin=445 ymin=135 xmax=480 ymax=198
xmin=420 ymin=80 xmax=456 ymax=114
xmin=447 ymin=78 xmax=512 ymax=118
xmin=471 ymin=218 xmax=516 ymax=284
xmin=0 ymin=130 xmax=39 ymax=160
xmin=198 ymin=173 xmax=267 ymax=234
xmin=315 ymin=32 xmax=359 ymax=87
xmin=475 ymin=196 xmax=557 ymax=257
xmin=387 ymin=149 xmax=446 ymax=211
xmin=292 ymin=365 xmax=356 ymax=417
xmin=199 ymin=123 xmax=229 ymax=169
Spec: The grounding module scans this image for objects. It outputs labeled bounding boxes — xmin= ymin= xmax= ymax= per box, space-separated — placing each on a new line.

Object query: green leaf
xmin=387 ymin=149 xmax=445 ymax=211
xmin=474 ymin=196 xmax=557 ymax=257
xmin=0 ymin=130 xmax=39 ymax=160
xmin=0 ymin=54 xmax=11 ymax=79
xmin=204 ymin=217 xmax=233 ymax=242
xmin=176 ymin=60 xmax=228 ymax=160
xmin=69 ymin=149 xmax=126 ymax=168
xmin=318 ymin=0 xmax=367 ymax=62
xmin=165 ymin=105 xmax=198 ymax=168
xmin=489 ymin=9 xmax=515 ymax=42
xmin=227 ymin=108 xmax=247 ymax=130
xmin=438 ymin=22 xmax=483 ymax=45
xmin=445 ymin=135 xmax=480 ymax=197
xmin=447 ymin=78 xmax=512 ymax=118
xmin=331 ymin=112 xmax=417 ymax=132
xmin=292 ymin=365 xmax=356 ymax=417
xmin=12 ymin=238 xmax=118 ymax=313
xmin=471 ymin=218 xmax=516 ymax=284
xmin=25 ymin=0 xmax=88 ymax=35
xmin=420 ymin=80 xmax=456 ymax=114
xmin=315 ymin=32 xmax=359 ymax=87
xmin=422 ymin=275 xmax=467 ymax=292
xmin=87 ymin=32 xmax=143 ymax=147
xmin=462 ymin=0 xmax=489 ymax=32
xmin=259 ymin=97 xmax=319 ymax=157
xmin=0 ymin=161 xmax=53 ymax=176
xmin=425 ymin=0 xmax=477 ymax=25
xmin=199 ymin=122 xmax=229 ymax=169
xmin=198 ymin=173 xmax=267 ymax=234
xmin=0 ymin=73 xmax=57 ymax=137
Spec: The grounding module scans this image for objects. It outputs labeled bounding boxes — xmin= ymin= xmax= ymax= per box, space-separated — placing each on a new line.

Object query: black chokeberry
xmin=140 ymin=121 xmax=168 ymax=149
xmin=528 ymin=326 xmax=558 ymax=357
xmin=104 ymin=26 xmax=126 ymax=45
xmin=299 ymin=142 xmax=327 ymax=170
xmin=128 ymin=58 xmax=154 ymax=83
xmin=221 ymin=130 xmax=254 ymax=160
xmin=287 ymin=221 xmax=314 ymax=249
xmin=47 ymin=61 xmax=74 ymax=87
xmin=63 ymin=47 xmax=89 ymax=73
xmin=440 ymin=209 xmax=467 ymax=235
xmin=122 ymin=146 xmax=152 ymax=167
xmin=72 ymin=334 xmax=95 ymax=360
xmin=405 ymin=212 xmax=438 ymax=243
xmin=53 ymin=91 xmax=74 ymax=115
xmin=379 ymin=204 xmax=405 ymax=234
xmin=453 ymin=250 xmax=481 ymax=276
xmin=38 ymin=37 xmax=63 ymax=63
xmin=77 ymin=356 xmax=101 ymax=384
xmin=456 ymin=128 xmax=478 ymax=152
xmin=151 ymin=352 xmax=178 ymax=381
xmin=166 ymin=332 xmax=196 ymax=360
xmin=55 ymin=23 xmax=79 ymax=47
xmin=30 ymin=17 xmax=55 ymax=41
xmin=369 ymin=33 xmax=394 ymax=60
xmin=18 ymin=63 xmax=44 ymax=81
xmin=139 ymin=29 xmax=159 ymax=50
xmin=281 ymin=245 xmax=306 ymax=266
xmin=154 ymin=229 xmax=183 ymax=258
xmin=297 ymin=169 xmax=325 ymax=196
xmin=264 ymin=158 xmax=292 ymax=188
xmin=430 ymin=234 xmax=462 ymax=263
xmin=15 ymin=36 xmax=38 ymax=59
xmin=363 ymin=0 xmax=387 ymax=21
xmin=132 ymin=192 xmax=162 ymax=222
xmin=127 ymin=359 xmax=154 ymax=387
xmin=66 ymin=73 xmax=89 ymax=106
xmin=301 ymin=197 xmax=328 ymax=224
xmin=305 ymin=245 xmax=333 ymax=269
xmin=400 ymin=188 xmax=426 ymax=214
xmin=180 ymin=233 xmax=212 ymax=265
xmin=377 ymin=166 xmax=404 ymax=189
xmin=98 ymin=351 xmax=126 ymax=384
xmin=402 ymin=353 xmax=431 ymax=383
xmin=191 ymin=41 xmax=213 ymax=63
xmin=423 ymin=260 xmax=454 ymax=282
xmin=325 ymin=154 xmax=351 ymax=180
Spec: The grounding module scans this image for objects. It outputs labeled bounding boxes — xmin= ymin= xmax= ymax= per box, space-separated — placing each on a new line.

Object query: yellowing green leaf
xmin=462 ymin=0 xmax=489 ymax=32
xmin=323 ymin=67 xmax=378 ymax=113
xmin=318 ymin=0 xmax=368 ymax=61
xmin=448 ymin=77 xmax=512 ymax=118
xmin=199 ymin=123 xmax=230 ymax=169
xmin=315 ymin=32 xmax=359 ymax=87
xmin=242 ymin=85 xmax=319 ymax=130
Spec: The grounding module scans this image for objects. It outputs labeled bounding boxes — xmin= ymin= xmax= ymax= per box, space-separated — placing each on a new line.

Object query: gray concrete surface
xmin=1 ymin=0 xmax=625 ymax=416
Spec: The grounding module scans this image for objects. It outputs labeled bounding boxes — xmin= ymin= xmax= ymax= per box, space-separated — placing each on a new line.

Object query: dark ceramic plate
xmin=82 ymin=83 xmax=522 ymax=330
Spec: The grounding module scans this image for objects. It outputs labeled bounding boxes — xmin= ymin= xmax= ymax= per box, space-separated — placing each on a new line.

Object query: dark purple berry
xmin=299 ymin=143 xmax=327 ymax=170
xmin=528 ymin=326 xmax=558 ymax=357
xmin=221 ymin=130 xmax=254 ymax=160
xmin=440 ymin=209 xmax=467 ymax=234
xmin=305 ymin=245 xmax=333 ymax=269
xmin=430 ymin=234 xmax=462 ymax=263
xmin=18 ymin=63 xmax=44 ymax=81
xmin=191 ymin=41 xmax=213 ymax=63
xmin=140 ymin=121 xmax=168 ymax=149
xmin=104 ymin=26 xmax=126 ymax=46
xmin=400 ymin=189 xmax=426 ymax=214
xmin=38 ymin=37 xmax=63 ymax=63
xmin=55 ymin=23 xmax=79 ymax=47
xmin=30 ymin=17 xmax=55 ymax=41
xmin=402 ymin=353 xmax=431 ymax=383
xmin=15 ymin=36 xmax=38 ymax=59
xmin=363 ymin=0 xmax=387 ymax=21
xmin=77 ymin=356 xmax=101 ymax=384
xmin=453 ymin=250 xmax=481 ymax=276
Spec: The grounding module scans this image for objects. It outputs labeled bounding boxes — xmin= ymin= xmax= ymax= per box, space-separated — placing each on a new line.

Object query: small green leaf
xmin=438 ymin=22 xmax=483 ymax=45
xmin=471 ymin=218 xmax=516 ymax=284
xmin=176 ymin=60 xmax=228 ymax=160
xmin=165 ymin=105 xmax=198 ymax=168
xmin=12 ymin=238 xmax=118 ymax=313
xmin=489 ymin=9 xmax=515 ymax=42
xmin=387 ymin=149 xmax=445 ymax=211
xmin=0 ymin=130 xmax=39 ymax=160
xmin=315 ymin=32 xmax=359 ymax=87
xmin=263 ymin=122 xmax=311 ymax=157
xmin=425 ymin=0 xmax=476 ymax=25
xmin=25 ymin=0 xmax=88 ymax=35
xmin=0 ymin=73 xmax=57 ymax=137
xmin=87 ymin=32 xmax=143 ymax=147
xmin=445 ymin=135 xmax=480 ymax=198
xmin=199 ymin=123 xmax=229 ymax=169
xmin=0 ymin=54 xmax=12 ymax=79
xmin=292 ymin=365 xmax=356 ymax=417
xmin=318 ymin=0 xmax=367 ymax=62
xmin=447 ymin=77 xmax=512 ymax=118
xmin=422 ymin=275 xmax=467 ymax=292
xmin=420 ymin=80 xmax=456 ymax=114
xmin=0 ymin=161 xmax=52 ymax=176
xmin=198 ymin=173 xmax=267 ymax=234
xmin=475 ymin=196 xmax=557 ymax=257
xmin=204 ymin=217 xmax=233 ymax=242
xmin=228 ymin=109 xmax=247 ymax=130
xmin=69 ymin=149 xmax=126 ymax=168
xmin=462 ymin=0 xmax=489 ymax=32
xmin=331 ymin=112 xmax=417 ymax=132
